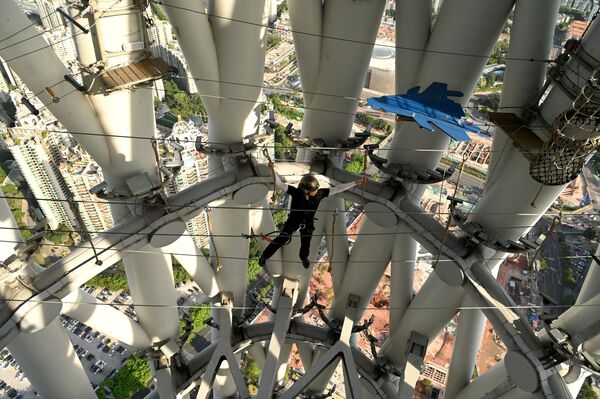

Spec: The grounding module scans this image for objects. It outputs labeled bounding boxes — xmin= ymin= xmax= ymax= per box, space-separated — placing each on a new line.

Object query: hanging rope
xmin=206 ymin=208 xmax=223 ymax=272
xmin=66 ymin=193 xmax=102 ymax=266
xmin=151 ymin=138 xmax=170 ymax=210
xmin=262 ymin=146 xmax=277 ymax=202
xmin=433 ymin=151 xmax=468 ymax=269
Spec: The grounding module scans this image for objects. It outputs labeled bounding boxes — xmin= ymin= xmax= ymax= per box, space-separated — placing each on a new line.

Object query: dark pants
xmin=262 ymin=219 xmax=314 ymax=261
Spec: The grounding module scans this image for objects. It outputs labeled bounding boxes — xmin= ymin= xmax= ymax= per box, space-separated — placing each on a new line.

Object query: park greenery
xmin=577 ymin=381 xmax=599 ymax=399
xmin=488 ymin=39 xmax=509 ymax=65
xmin=243 ymin=356 xmax=262 ymax=395
xmin=162 ymin=79 xmax=207 ymax=120
xmin=179 ymin=302 xmax=211 ymax=344
xmin=274 ymin=123 xmax=297 ymax=161
xmin=560 ymin=6 xmax=587 ymax=21
xmin=0 ymin=182 xmax=32 ymax=240
xmin=247 ymin=238 xmax=263 ymax=283
xmin=270 ymin=93 xmax=304 ymax=121
xmin=355 ymin=112 xmax=393 ymax=135
xmin=276 ymin=1 xmax=288 ymax=18
xmin=256 ymin=280 xmax=274 ymax=301
xmin=46 ymin=222 xmax=75 ymax=246
xmin=267 ymin=32 xmax=283 ymax=52
xmin=150 ymin=2 xmax=168 ymax=21
xmin=97 ymin=354 xmax=152 ymax=399
xmin=584 ymin=227 xmax=600 ymax=241
xmin=344 ymin=153 xmax=366 ymax=174
xmin=86 ymin=262 xmax=192 ymax=291
xmin=538 ymin=258 xmax=548 ymax=273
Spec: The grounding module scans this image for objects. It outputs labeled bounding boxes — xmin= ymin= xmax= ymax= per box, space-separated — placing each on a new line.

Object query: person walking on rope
xmin=259 ymin=161 xmax=366 ymax=269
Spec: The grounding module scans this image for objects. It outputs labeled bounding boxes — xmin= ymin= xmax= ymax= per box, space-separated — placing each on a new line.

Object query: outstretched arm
xmin=268 ymin=161 xmax=288 ymax=192
xmin=329 ymin=176 xmax=366 ymax=196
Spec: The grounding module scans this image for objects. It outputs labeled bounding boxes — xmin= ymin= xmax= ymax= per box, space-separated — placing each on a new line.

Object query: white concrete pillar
xmin=62 ymin=288 xmax=151 ymax=348
xmin=443 ymin=297 xmax=487 ymax=398
xmin=381 ymin=273 xmax=464 ymax=365
xmin=576 ymin=244 xmax=600 ymax=305
xmin=123 ymin=247 xmax=180 ymax=343
xmin=394 ymin=0 xmax=432 ymax=93
xmin=163 ymin=233 xmax=220 ymax=298
xmin=8 ymin=319 xmax=96 ymax=398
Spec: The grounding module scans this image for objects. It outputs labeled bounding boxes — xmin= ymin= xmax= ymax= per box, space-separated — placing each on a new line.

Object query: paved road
xmin=535 ymin=219 xmax=566 ymax=312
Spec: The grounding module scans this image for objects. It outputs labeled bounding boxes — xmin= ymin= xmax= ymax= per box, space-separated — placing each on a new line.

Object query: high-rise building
xmin=63 ymin=168 xmax=114 ymax=235
xmin=35 ymin=0 xmax=65 ymax=31
xmin=44 ymin=28 xmax=78 ymax=67
xmin=148 ymin=20 xmax=174 ymax=47
xmin=150 ymin=44 xmax=198 ymax=94
xmin=165 ymin=119 xmax=209 ymax=248
xmin=561 ymin=0 xmax=597 ymax=12
xmin=8 ymin=130 xmax=77 ymax=230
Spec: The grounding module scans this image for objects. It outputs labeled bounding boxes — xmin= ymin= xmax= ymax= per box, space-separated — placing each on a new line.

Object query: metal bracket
xmin=546 ymin=326 xmax=600 ymax=374
xmin=197 ymin=292 xmax=250 ymax=399
xmin=194 ymin=132 xmax=272 ymax=157
xmin=447 ymin=196 xmax=538 ymax=253
xmin=256 ymin=278 xmax=299 ymax=399
xmin=287 ymin=124 xmax=372 ymax=154
xmin=397 ymin=331 xmax=429 ymax=399
xmin=364 ymin=327 xmax=401 ymax=377
xmin=364 ymin=144 xmax=456 ymax=184
xmin=280 ymin=294 xmax=365 ymax=399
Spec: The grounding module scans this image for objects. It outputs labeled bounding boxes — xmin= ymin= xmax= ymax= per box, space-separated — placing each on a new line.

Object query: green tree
xmin=247 ymin=238 xmax=262 ymax=282
xmin=87 ymin=270 xmax=129 ymax=291
xmin=243 ymin=356 xmax=262 ymax=395
xmin=560 ymin=6 xmax=586 ymax=21
xmin=274 ymin=124 xmax=297 ymax=161
xmin=150 ymin=2 xmax=169 ymax=21
xmin=539 ymin=258 xmax=548 ymax=273
xmin=344 ymin=153 xmax=366 ymax=174
xmin=256 ymin=281 xmax=273 ymax=301
xmin=97 ymin=355 xmax=152 ymax=399
xmin=46 ymin=222 xmax=74 ymax=246
xmin=247 ymin=259 xmax=262 ymax=283
xmin=162 ymin=79 xmax=206 ymax=119
xmin=488 ymin=39 xmax=510 ymax=65
xmin=172 ymin=265 xmax=192 ymax=284
xmin=272 ymin=209 xmax=287 ymax=229
xmin=354 ymin=112 xmax=393 ymax=135
xmin=267 ymin=33 xmax=282 ymax=51
xmin=577 ymin=382 xmax=598 ymax=399
xmin=583 ymin=227 xmax=599 ymax=241
xmin=564 ymin=266 xmax=577 ymax=288
xmin=180 ymin=303 xmax=211 ymax=343
xmin=276 ymin=1 xmax=288 ymax=18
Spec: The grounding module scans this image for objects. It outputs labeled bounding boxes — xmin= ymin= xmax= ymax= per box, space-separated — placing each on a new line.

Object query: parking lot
xmin=0 ymin=281 xmax=209 ymax=396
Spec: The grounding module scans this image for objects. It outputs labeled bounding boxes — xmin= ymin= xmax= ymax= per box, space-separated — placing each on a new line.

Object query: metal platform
xmin=99 ymin=57 xmax=171 ymax=91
